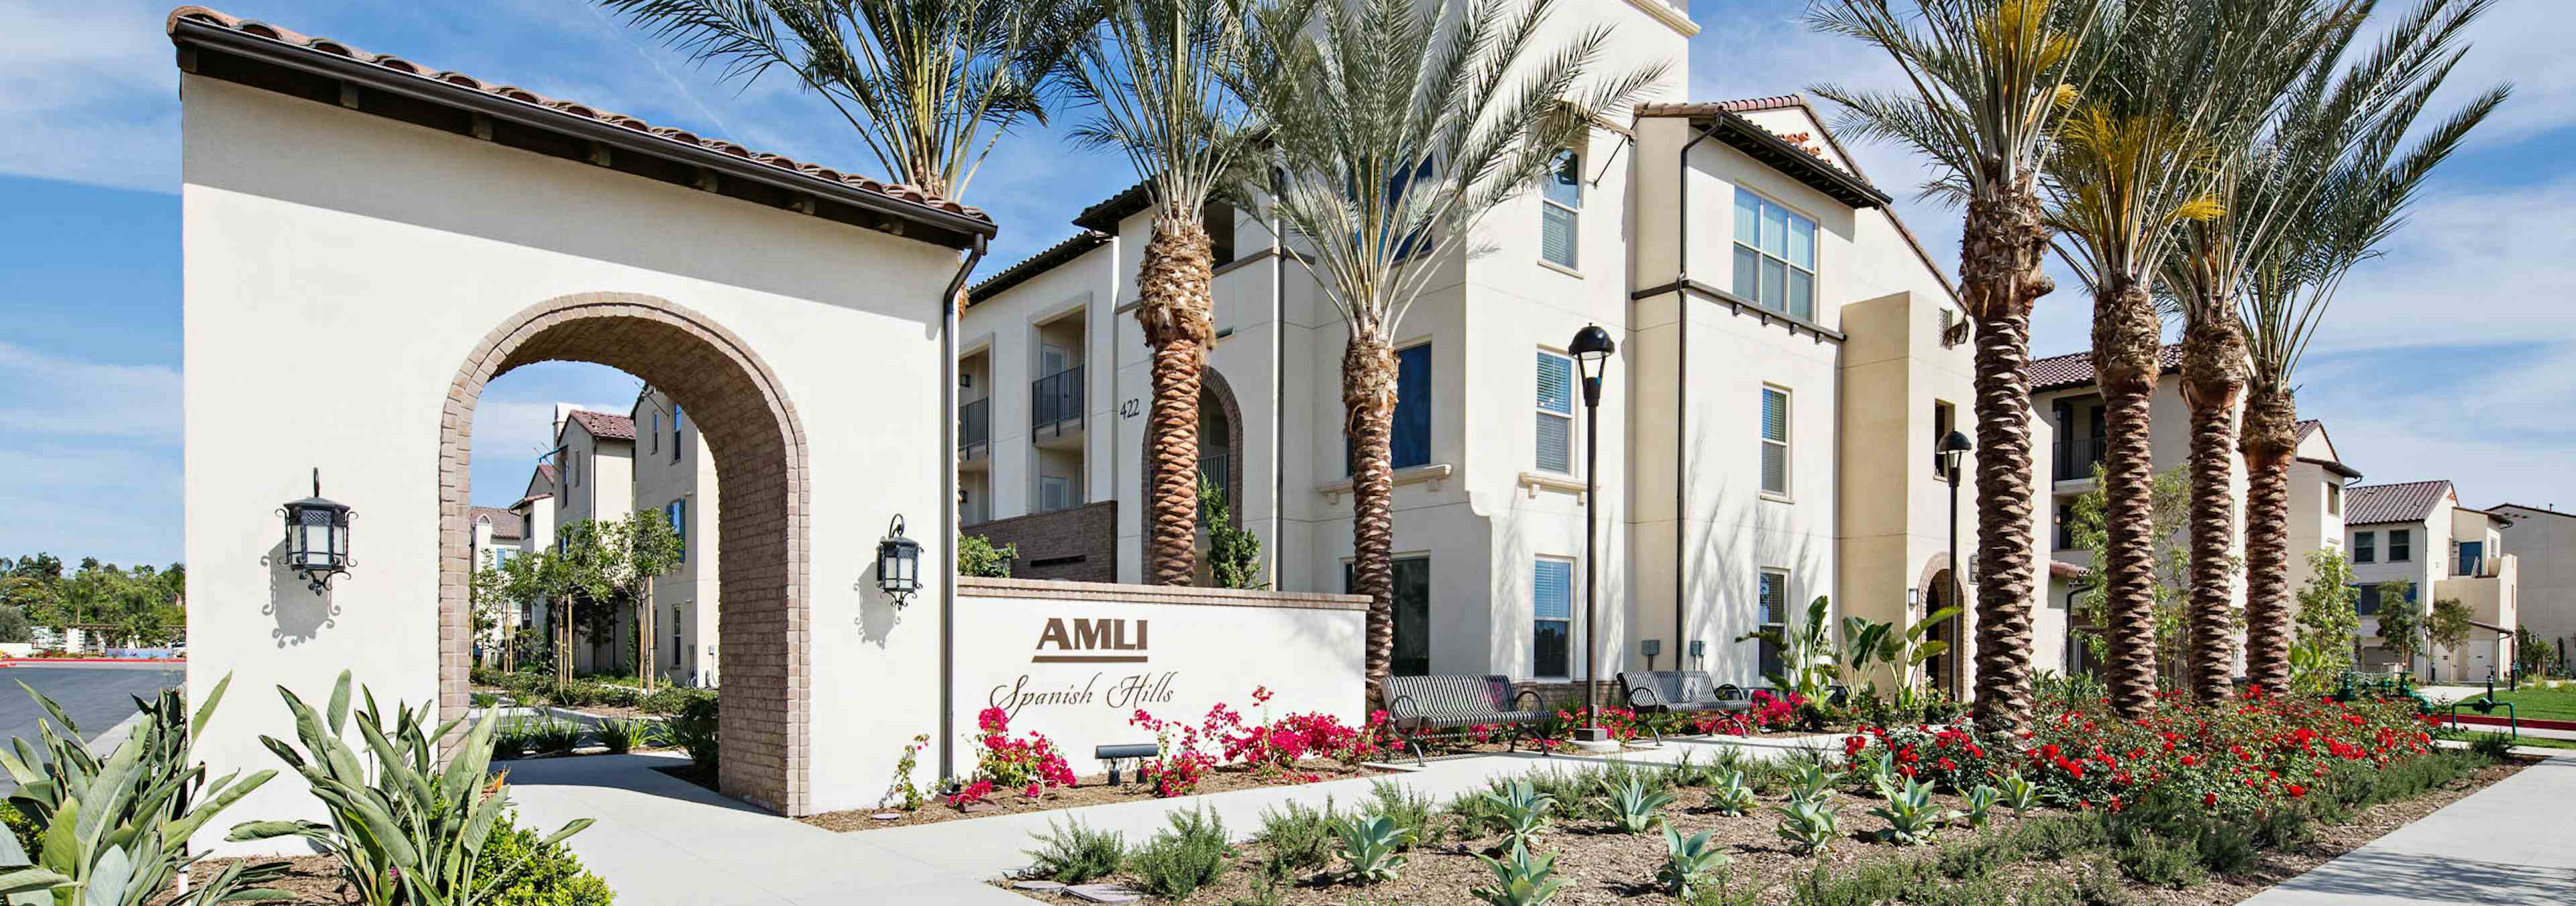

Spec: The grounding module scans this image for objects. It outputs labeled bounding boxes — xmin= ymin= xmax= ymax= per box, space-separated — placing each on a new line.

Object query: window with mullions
xmin=1537 ymin=351 xmax=1574 ymax=474
xmin=1760 ymin=387 xmax=1791 ymax=497
xmin=665 ymin=499 xmax=686 ymax=562
xmin=1540 ymin=150 xmax=1580 ymax=268
xmin=1733 ymin=188 xmax=1817 ymax=320
xmin=1757 ymin=570 xmax=1789 ymax=679
xmin=1534 ymin=558 xmax=1574 ymax=678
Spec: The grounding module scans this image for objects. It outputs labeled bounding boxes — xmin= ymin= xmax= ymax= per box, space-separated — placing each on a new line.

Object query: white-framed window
xmin=1732 ymin=188 xmax=1817 ymax=320
xmin=672 ymin=603 xmax=684 ymax=668
xmin=2326 ymin=483 xmax=2341 ymax=517
xmin=665 ymin=499 xmax=686 ymax=562
xmin=1756 ymin=569 xmax=1789 ymax=679
xmin=1534 ymin=557 xmax=1574 ymax=678
xmin=1536 ymin=350 xmax=1575 ymax=474
xmin=1540 ymin=149 xmax=1580 ymax=269
xmin=1760 ymin=386 xmax=1792 ymax=497
xmin=2355 ymin=531 xmax=2376 ymax=563
xmin=2390 ymin=529 xmax=2412 ymax=562
xmin=1040 ymin=474 xmax=1075 ymax=513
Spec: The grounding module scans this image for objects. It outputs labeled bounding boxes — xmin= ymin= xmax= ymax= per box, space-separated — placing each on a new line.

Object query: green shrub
xmin=1024 ymin=819 xmax=1125 ymax=884
xmin=598 ymin=719 xmax=660 ymax=754
xmin=1772 ymin=797 xmax=1840 ymax=855
xmin=1131 ymin=808 xmax=1229 ymax=899
xmin=1254 ymin=799 xmax=1336 ymax=879
xmin=472 ymin=810 xmax=616 ymax=906
xmin=664 ymin=695 xmax=719 ymax=775
xmin=1442 ymin=788 xmax=1509 ymax=841
xmin=472 ymin=692 xmax=499 ymax=708
xmin=528 ymin=719 xmax=584 ymax=756
xmin=637 ymin=685 xmax=716 ymax=715
xmin=960 ymin=534 xmax=1018 ymax=578
xmin=0 ymin=801 xmax=38 ymax=860
xmin=1332 ymin=814 xmax=1409 ymax=883
xmin=1523 ymin=768 xmax=1595 ymax=823
xmin=1868 ymin=778 xmax=1959 ymax=846
xmin=1704 ymin=767 xmax=1758 ymax=816
xmin=1664 ymin=751 xmax=1717 ymax=788
xmin=2111 ymin=829 xmax=2205 ymax=889
xmin=1362 ymin=780 xmax=1434 ymax=848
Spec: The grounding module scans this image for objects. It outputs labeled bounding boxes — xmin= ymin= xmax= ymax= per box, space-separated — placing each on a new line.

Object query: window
xmin=1349 ymin=344 xmax=1432 ymax=474
xmin=1346 ymin=557 xmax=1432 ymax=676
xmin=665 ymin=499 xmax=686 ymax=562
xmin=2326 ymin=483 xmax=2341 ymax=517
xmin=1536 ymin=351 xmax=1575 ymax=474
xmin=1757 ymin=570 xmax=1789 ymax=679
xmin=671 ymin=603 xmax=683 ymax=668
xmin=1731 ymin=188 xmax=1817 ymax=320
xmin=2355 ymin=531 xmax=2375 ymax=563
xmin=2389 ymin=529 xmax=2412 ymax=562
xmin=1534 ymin=558 xmax=1574 ymax=678
xmin=1040 ymin=474 xmax=1075 ymax=513
xmin=2055 ymin=503 xmax=2074 ymax=551
xmin=2354 ymin=583 xmax=2378 ymax=616
xmin=1932 ymin=400 xmax=1957 ymax=480
xmin=1540 ymin=150 xmax=1580 ymax=269
xmin=650 ymin=412 xmax=661 ymax=455
xmin=1760 ymin=387 xmax=1791 ymax=497
xmin=672 ymin=406 xmax=684 ymax=462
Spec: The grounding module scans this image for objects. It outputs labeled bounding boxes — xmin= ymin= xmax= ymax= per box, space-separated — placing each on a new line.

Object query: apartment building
xmin=2026 ymin=348 xmax=2360 ymax=675
xmin=956 ymin=0 xmax=2050 ymax=694
xmin=467 ymin=504 xmax=525 ymax=665
xmin=2493 ymin=503 xmax=2575 ymax=669
xmin=2346 ymin=481 xmax=2518 ymax=681
xmin=631 ymin=385 xmax=722 ymax=687
xmin=551 ymin=407 xmax=634 ymax=672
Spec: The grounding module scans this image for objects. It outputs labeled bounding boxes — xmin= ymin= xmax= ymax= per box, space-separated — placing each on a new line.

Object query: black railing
xmin=2054 ymin=436 xmax=2106 ymax=481
xmin=1032 ymin=366 xmax=1084 ymax=434
xmin=959 ymin=398 xmax=990 ymax=454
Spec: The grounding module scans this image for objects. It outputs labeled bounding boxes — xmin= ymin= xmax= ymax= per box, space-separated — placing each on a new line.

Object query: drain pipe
xmin=1674 ymin=121 xmax=1719 ymax=665
xmin=1271 ymin=172 xmax=1289 ymax=589
xmin=938 ymin=234 xmax=988 ymax=781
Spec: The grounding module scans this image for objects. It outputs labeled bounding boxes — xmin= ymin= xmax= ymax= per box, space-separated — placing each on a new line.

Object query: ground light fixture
xmin=281 ymin=468 xmax=353 ymax=592
xmin=877 ymin=514 xmax=922 ymax=607
xmin=1569 ymin=323 xmax=1615 ymax=744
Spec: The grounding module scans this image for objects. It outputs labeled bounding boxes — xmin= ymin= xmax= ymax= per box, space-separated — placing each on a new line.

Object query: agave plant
xmin=1860 ymin=748 xmax=1902 ymax=800
xmin=1996 ymin=771 xmax=2041 ymax=816
xmin=1705 ymin=767 xmax=1758 ymax=817
xmin=1772 ymin=797 xmax=1841 ymax=856
xmin=1469 ymin=843 xmax=1566 ymax=906
xmin=227 ymin=670 xmax=594 ymax=906
xmin=1332 ymin=814 xmax=1407 ymax=883
xmin=0 ymin=674 xmax=280 ymax=906
xmin=1962 ymin=784 xmax=2001 ymax=827
xmin=1869 ymin=778 xmax=1960 ymax=846
xmin=1479 ymin=781 xmax=1554 ymax=852
xmin=1784 ymin=761 xmax=1838 ymax=803
xmin=1657 ymin=824 xmax=1731 ymax=898
xmin=1597 ymin=777 xmax=1675 ymax=834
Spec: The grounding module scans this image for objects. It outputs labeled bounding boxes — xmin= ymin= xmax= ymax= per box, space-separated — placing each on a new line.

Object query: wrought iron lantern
xmin=877 ymin=515 xmax=922 ymax=606
xmin=281 ymin=468 xmax=354 ymax=591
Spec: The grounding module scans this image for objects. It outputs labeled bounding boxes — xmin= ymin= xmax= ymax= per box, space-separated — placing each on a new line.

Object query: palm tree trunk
xmin=2179 ymin=316 xmax=2247 ymax=704
xmin=1344 ymin=334 xmax=1399 ymax=693
xmin=2239 ymin=385 xmax=2299 ymax=692
xmin=2094 ymin=276 xmax=2163 ymax=718
xmin=1963 ymin=186 xmax=2053 ymax=730
xmin=1138 ymin=208 xmax=1215 ymax=586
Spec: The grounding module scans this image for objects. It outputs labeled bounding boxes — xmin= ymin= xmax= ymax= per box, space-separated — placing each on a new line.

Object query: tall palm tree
xmin=2047 ymin=0 xmax=2342 ymax=717
xmin=2237 ymin=7 xmax=2506 ymax=691
xmin=600 ymin=0 xmax=1093 ymax=200
xmin=1809 ymin=0 xmax=2106 ymax=729
xmin=1234 ymin=0 xmax=1665 ymax=687
xmin=1066 ymin=0 xmax=1268 ymax=585
xmin=2165 ymin=0 xmax=2501 ymax=699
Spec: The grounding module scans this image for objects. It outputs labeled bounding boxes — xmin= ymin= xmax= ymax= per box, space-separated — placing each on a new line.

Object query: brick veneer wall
xmin=440 ymin=292 xmax=813 ymax=814
xmin=967 ymin=501 xmax=1118 ymax=583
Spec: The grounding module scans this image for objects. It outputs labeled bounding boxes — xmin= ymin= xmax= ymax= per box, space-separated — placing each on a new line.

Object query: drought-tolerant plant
xmin=1469 ymin=843 xmax=1566 ymax=906
xmin=1658 ymin=824 xmax=1731 ymax=899
xmin=598 ymin=717 xmax=661 ymax=753
xmin=1860 ymin=747 xmax=1902 ymax=799
xmin=491 ymin=719 xmax=535 ymax=761
xmin=1784 ymin=760 xmax=1837 ymax=803
xmin=1962 ymin=784 xmax=2000 ymax=828
xmin=468 ymin=809 xmax=616 ymax=905
xmin=1870 ymin=778 xmax=1960 ymax=846
xmin=1772 ymin=796 xmax=1841 ymax=856
xmin=227 ymin=670 xmax=595 ymax=906
xmin=1254 ymin=799 xmax=1336 ymax=879
xmin=664 ymin=694 xmax=719 ymax=776
xmin=1996 ymin=771 xmax=2041 ymax=817
xmin=1332 ymin=814 xmax=1409 ymax=883
xmin=528 ymin=718 xmax=584 ymax=756
xmin=1599 ymin=776 xmax=1676 ymax=834
xmin=1664 ymin=751 xmax=1717 ymax=787
xmin=1362 ymin=780 xmax=1434 ymax=848
xmin=1131 ymin=807 xmax=1229 ymax=899
xmin=1026 ymin=818 xmax=1127 ymax=885
xmin=1704 ymin=767 xmax=1758 ymax=817
xmin=1480 ymin=780 xmax=1555 ymax=852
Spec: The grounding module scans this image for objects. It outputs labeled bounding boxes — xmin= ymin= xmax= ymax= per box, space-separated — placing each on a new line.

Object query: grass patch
xmin=2450 ymin=683 xmax=2576 ymax=721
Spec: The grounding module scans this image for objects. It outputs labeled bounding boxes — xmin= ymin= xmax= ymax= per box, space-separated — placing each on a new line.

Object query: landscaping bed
xmin=804 ymin=761 xmax=1399 ymax=832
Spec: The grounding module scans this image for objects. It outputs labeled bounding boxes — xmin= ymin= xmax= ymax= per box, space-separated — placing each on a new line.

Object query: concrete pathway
xmin=500 ymin=735 xmax=1834 ymax=906
xmin=2243 ymin=751 xmax=2576 ymax=905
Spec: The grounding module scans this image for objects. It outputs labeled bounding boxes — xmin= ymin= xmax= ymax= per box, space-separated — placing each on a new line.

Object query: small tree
xmin=610 ymin=511 xmax=686 ymax=690
xmin=2071 ymin=464 xmax=2197 ymax=687
xmin=1199 ymin=476 xmax=1264 ymax=590
xmin=2287 ymin=548 xmax=2359 ymax=695
xmin=2428 ymin=597 xmax=2473 ymax=676
xmin=959 ymin=535 xmax=1017 ymax=578
xmin=470 ymin=558 xmax=513 ymax=670
xmin=2374 ymin=581 xmax=2423 ymax=674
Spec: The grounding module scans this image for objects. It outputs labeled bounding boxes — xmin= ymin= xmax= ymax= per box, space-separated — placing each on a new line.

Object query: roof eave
xmin=1646 ymin=108 xmax=1891 ymax=209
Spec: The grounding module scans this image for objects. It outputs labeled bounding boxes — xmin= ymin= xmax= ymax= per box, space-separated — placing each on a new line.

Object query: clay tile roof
xmin=970 ymin=230 xmax=1112 ymax=303
xmin=164 ymin=6 xmax=987 ymax=224
xmin=2030 ymin=344 xmax=2186 ymax=393
xmin=470 ymin=506 xmax=525 ymax=540
xmin=537 ymin=464 xmax=559 ymax=482
xmin=2049 ymin=560 xmax=2088 ymax=579
xmin=567 ymin=410 xmax=637 ymax=441
xmin=2346 ymin=480 xmax=2453 ymax=525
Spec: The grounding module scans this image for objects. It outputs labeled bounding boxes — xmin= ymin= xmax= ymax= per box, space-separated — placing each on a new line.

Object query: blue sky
xmin=3 ymin=0 xmax=2571 ymax=567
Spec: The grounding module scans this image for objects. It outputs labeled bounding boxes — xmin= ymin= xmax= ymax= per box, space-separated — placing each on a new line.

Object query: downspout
xmin=1271 ymin=177 xmax=1289 ymax=590
xmin=1674 ymin=121 xmax=1721 ymax=664
xmin=938 ymin=234 xmax=988 ymax=782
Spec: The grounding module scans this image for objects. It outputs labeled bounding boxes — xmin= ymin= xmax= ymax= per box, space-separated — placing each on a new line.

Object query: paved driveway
xmin=0 ymin=662 xmax=185 ymax=753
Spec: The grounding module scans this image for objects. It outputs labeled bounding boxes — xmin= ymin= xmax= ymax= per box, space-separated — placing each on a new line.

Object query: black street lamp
xmin=1939 ymin=430 xmax=1974 ymax=683
xmin=281 ymin=468 xmax=353 ymax=592
xmin=877 ymin=515 xmax=922 ymax=607
xmin=1569 ymin=324 xmax=1615 ymax=742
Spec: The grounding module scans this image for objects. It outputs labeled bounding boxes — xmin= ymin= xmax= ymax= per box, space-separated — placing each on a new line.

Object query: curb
xmin=1 ymin=658 xmax=188 ymax=665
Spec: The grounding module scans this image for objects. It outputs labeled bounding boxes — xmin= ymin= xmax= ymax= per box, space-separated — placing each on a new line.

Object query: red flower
xmin=2286 ymin=784 xmax=2306 ymax=798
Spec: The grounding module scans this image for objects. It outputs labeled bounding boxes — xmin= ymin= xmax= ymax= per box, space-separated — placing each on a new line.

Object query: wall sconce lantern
xmin=876 ymin=515 xmax=922 ymax=606
xmin=281 ymin=468 xmax=354 ymax=592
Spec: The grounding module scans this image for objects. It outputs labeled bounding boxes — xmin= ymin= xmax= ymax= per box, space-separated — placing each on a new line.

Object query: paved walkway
xmin=2243 ymin=751 xmax=2576 ymax=905
xmin=500 ymin=735 xmax=1832 ymax=906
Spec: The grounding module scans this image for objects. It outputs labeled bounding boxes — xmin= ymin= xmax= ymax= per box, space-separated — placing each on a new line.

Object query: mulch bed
xmin=800 ymin=762 xmax=1400 ymax=833
xmin=158 ymin=856 xmax=353 ymax=905
xmin=1002 ymin=757 xmax=2530 ymax=905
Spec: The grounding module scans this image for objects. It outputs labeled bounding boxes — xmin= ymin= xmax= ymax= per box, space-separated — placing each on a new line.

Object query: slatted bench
xmin=1618 ymin=670 xmax=1752 ymax=740
xmin=1379 ymin=674 xmax=1554 ymax=765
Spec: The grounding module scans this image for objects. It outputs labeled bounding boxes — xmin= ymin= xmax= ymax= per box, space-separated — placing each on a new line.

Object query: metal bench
xmin=1379 ymin=674 xmax=1553 ymax=765
xmin=1619 ymin=670 xmax=1753 ymax=740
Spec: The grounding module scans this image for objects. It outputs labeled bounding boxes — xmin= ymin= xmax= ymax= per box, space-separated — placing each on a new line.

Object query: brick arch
xmin=439 ymin=291 xmax=811 ymax=814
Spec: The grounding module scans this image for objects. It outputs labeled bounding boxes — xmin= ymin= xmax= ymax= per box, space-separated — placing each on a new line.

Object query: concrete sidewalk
xmin=2243 ymin=752 xmax=2576 ymax=905
xmin=500 ymin=735 xmax=1832 ymax=906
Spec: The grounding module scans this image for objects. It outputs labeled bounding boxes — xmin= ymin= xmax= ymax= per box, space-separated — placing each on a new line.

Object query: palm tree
xmin=2165 ymin=0 xmax=2502 ymax=700
xmin=2046 ymin=0 xmax=2343 ymax=717
xmin=1066 ymin=0 xmax=1268 ymax=585
xmin=2237 ymin=7 xmax=2506 ymax=691
xmin=1233 ymin=0 xmax=1665 ymax=687
xmin=1809 ymin=0 xmax=2106 ymax=729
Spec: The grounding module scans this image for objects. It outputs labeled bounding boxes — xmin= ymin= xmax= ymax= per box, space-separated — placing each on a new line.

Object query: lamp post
xmin=1570 ymin=324 xmax=1615 ymax=742
xmin=1939 ymin=430 xmax=1974 ymax=689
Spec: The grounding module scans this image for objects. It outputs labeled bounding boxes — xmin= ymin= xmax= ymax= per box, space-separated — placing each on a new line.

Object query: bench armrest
xmin=1626 ymin=683 xmax=1669 ymax=709
xmin=1386 ymin=693 xmax=1426 ymax=724
xmin=1512 ymin=688 xmax=1548 ymax=713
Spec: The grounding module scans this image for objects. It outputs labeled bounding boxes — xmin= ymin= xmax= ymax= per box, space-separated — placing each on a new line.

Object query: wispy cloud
xmin=0 ymin=342 xmax=180 ymax=441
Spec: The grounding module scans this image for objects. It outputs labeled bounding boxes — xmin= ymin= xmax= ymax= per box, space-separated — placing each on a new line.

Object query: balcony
xmin=1032 ymin=366 xmax=1085 ymax=442
xmin=2053 ymin=436 xmax=2105 ymax=484
xmin=959 ymin=398 xmax=990 ymax=464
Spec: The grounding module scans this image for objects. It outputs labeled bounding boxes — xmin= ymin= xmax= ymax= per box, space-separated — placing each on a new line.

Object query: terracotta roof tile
xmin=2031 ymin=344 xmax=2186 ymax=392
xmin=2347 ymin=480 xmax=2453 ymax=525
xmin=164 ymin=6 xmax=985 ymax=223
xmin=567 ymin=410 xmax=637 ymax=441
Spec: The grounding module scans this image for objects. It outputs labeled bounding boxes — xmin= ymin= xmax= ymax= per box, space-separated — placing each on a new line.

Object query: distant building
xmin=2493 ymin=503 xmax=2576 ymax=669
xmin=2346 ymin=481 xmax=2518 ymax=681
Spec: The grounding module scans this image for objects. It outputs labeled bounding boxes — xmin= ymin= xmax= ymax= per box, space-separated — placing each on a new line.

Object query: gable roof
xmin=566 ymin=410 xmax=636 ymax=442
xmin=2031 ymin=345 xmax=2186 ymax=393
xmin=470 ymin=506 xmax=525 ymax=541
xmin=2493 ymin=503 xmax=2576 ymax=520
xmin=2347 ymin=480 xmax=2454 ymax=525
xmin=969 ymin=230 xmax=1112 ymax=304
xmin=165 ymin=6 xmax=992 ymax=249
xmin=1634 ymin=100 xmax=1892 ymax=208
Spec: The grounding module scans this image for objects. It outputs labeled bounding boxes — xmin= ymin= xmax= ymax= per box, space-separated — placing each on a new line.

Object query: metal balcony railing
xmin=1032 ymin=366 xmax=1084 ymax=434
xmin=2054 ymin=436 xmax=2106 ymax=481
xmin=959 ymin=398 xmax=990 ymax=454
